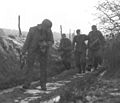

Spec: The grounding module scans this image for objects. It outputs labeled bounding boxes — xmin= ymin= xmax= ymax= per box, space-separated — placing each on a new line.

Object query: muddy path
xmin=0 ymin=67 xmax=120 ymax=103
xmin=0 ymin=69 xmax=78 ymax=103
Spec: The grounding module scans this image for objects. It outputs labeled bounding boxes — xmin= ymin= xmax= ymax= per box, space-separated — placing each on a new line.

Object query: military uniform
xmin=59 ymin=37 xmax=72 ymax=70
xmin=22 ymin=19 xmax=54 ymax=90
xmin=73 ymin=34 xmax=88 ymax=73
xmin=88 ymin=29 xmax=105 ymax=70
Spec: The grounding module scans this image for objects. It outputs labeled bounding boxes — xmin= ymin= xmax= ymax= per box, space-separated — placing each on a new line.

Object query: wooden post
xmin=69 ymin=29 xmax=71 ymax=40
xmin=60 ymin=25 xmax=62 ymax=37
xmin=18 ymin=15 xmax=22 ymax=37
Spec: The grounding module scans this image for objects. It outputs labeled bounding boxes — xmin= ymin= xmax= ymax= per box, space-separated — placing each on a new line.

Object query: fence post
xmin=18 ymin=15 xmax=22 ymax=37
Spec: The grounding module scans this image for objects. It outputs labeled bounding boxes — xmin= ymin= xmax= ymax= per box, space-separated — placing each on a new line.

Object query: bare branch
xmin=95 ymin=0 xmax=120 ymax=34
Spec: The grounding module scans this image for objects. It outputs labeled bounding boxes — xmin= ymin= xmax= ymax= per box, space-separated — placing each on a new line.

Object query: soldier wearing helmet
xmin=73 ymin=29 xmax=88 ymax=74
xmin=59 ymin=33 xmax=72 ymax=70
xmin=87 ymin=25 xmax=105 ymax=71
xmin=22 ymin=19 xmax=54 ymax=90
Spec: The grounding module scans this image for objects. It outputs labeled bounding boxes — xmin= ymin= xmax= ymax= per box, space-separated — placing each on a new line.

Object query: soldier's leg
xmin=93 ymin=56 xmax=99 ymax=71
xmin=94 ymin=55 xmax=103 ymax=70
xmin=61 ymin=54 xmax=66 ymax=70
xmin=81 ymin=62 xmax=86 ymax=73
xmin=93 ymin=49 xmax=103 ymax=70
xmin=39 ymin=53 xmax=48 ymax=90
xmin=81 ymin=60 xmax=86 ymax=73
xmin=64 ymin=61 xmax=71 ymax=70
xmin=87 ymin=50 xmax=93 ymax=72
xmin=98 ymin=56 xmax=103 ymax=66
xmin=75 ymin=51 xmax=81 ymax=73
xmin=62 ymin=56 xmax=67 ymax=70
xmin=23 ymin=52 xmax=36 ymax=89
xmin=80 ymin=52 xmax=86 ymax=73
xmin=67 ymin=61 xmax=71 ymax=70
xmin=68 ymin=53 xmax=72 ymax=69
xmin=64 ymin=54 xmax=71 ymax=70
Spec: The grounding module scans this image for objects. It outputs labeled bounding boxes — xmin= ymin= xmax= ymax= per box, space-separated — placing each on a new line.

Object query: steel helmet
xmin=42 ymin=19 xmax=52 ymax=29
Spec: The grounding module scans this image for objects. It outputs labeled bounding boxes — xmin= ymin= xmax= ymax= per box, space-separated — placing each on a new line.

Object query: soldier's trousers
xmin=74 ymin=51 xmax=86 ymax=73
xmin=61 ymin=52 xmax=71 ymax=70
xmin=88 ymin=49 xmax=103 ymax=70
xmin=23 ymin=51 xmax=48 ymax=88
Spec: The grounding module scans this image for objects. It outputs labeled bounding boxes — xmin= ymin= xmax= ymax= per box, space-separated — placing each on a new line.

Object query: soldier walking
xmin=59 ymin=34 xmax=72 ymax=70
xmin=73 ymin=29 xmax=88 ymax=73
xmin=21 ymin=19 xmax=54 ymax=90
xmin=88 ymin=25 xmax=105 ymax=71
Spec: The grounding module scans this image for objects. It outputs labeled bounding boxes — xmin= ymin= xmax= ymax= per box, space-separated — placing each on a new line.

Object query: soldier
xmin=59 ymin=34 xmax=72 ymax=70
xmin=88 ymin=25 xmax=105 ymax=71
xmin=73 ymin=29 xmax=88 ymax=73
xmin=21 ymin=19 xmax=54 ymax=90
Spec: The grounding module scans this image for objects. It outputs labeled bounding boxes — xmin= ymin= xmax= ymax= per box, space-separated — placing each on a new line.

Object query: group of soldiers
xmin=21 ymin=19 xmax=105 ymax=91
xmin=59 ymin=25 xmax=105 ymax=74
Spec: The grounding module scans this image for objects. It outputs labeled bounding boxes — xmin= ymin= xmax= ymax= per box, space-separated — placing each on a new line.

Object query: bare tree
xmin=95 ymin=0 xmax=120 ymax=34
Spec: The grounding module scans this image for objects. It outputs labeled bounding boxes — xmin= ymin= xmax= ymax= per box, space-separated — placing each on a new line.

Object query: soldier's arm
xmin=47 ymin=29 xmax=54 ymax=47
xmin=22 ymin=28 xmax=33 ymax=54
xmin=85 ymin=35 xmax=89 ymax=40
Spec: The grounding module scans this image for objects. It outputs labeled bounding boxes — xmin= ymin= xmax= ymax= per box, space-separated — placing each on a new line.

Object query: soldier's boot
xmin=86 ymin=64 xmax=92 ymax=72
xmin=22 ymin=67 xmax=33 ymax=89
xmin=63 ymin=60 xmax=70 ymax=70
xmin=93 ymin=62 xmax=98 ymax=71
xmin=22 ymin=84 xmax=30 ymax=89
xmin=66 ymin=62 xmax=71 ymax=70
xmin=82 ymin=66 xmax=86 ymax=73
xmin=40 ymin=82 xmax=47 ymax=91
xmin=22 ymin=81 xmax=31 ymax=89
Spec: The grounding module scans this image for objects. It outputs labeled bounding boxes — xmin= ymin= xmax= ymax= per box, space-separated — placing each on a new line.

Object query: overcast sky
xmin=0 ymin=0 xmax=100 ymax=34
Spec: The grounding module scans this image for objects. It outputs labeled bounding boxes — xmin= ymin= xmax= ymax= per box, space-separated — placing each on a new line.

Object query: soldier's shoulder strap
xmin=88 ymin=31 xmax=92 ymax=36
xmin=29 ymin=26 xmax=39 ymax=33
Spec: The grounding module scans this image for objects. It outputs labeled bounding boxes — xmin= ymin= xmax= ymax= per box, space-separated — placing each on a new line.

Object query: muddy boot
xmin=22 ymin=83 xmax=31 ymax=89
xmin=66 ymin=62 xmax=71 ymax=70
xmin=41 ymin=83 xmax=47 ymax=91
xmin=86 ymin=64 xmax=92 ymax=72
xmin=93 ymin=64 xmax=98 ymax=71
